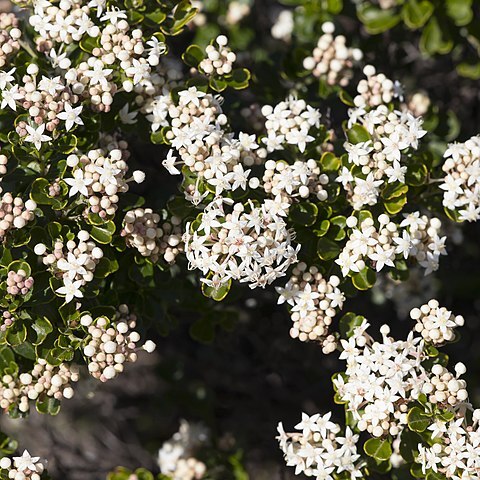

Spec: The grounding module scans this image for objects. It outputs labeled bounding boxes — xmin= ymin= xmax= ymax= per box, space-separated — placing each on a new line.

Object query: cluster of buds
xmin=421 ymin=363 xmax=468 ymax=406
xmin=199 ymin=35 xmax=236 ymax=76
xmin=262 ymin=159 xmax=329 ymax=205
xmin=6 ymin=269 xmax=34 ymax=296
xmin=185 ymin=197 xmax=299 ymax=290
xmin=410 ymin=299 xmax=464 ymax=345
xmin=121 ymin=208 xmax=183 ymax=264
xmin=81 ymin=305 xmax=156 ymax=382
xmin=0 ymin=359 xmax=78 ymax=413
xmin=303 ymin=22 xmax=362 ymax=87
xmin=158 ymin=420 xmax=209 ymax=480
xmin=276 ymin=263 xmax=344 ymax=353
xmin=261 ymin=96 xmax=320 ymax=153
xmin=65 ymin=142 xmax=134 ymax=218
xmin=353 ymin=65 xmax=402 ymax=108
xmin=0 ymin=193 xmax=36 ymax=240
xmin=35 ymin=231 xmax=103 ymax=303
xmin=0 ymin=12 xmax=21 ymax=68
xmin=0 ymin=310 xmax=14 ymax=331
xmin=0 ymin=152 xmax=7 ymax=176
xmin=441 ymin=135 xmax=480 ymax=222
xmin=0 ymin=450 xmax=45 ymax=480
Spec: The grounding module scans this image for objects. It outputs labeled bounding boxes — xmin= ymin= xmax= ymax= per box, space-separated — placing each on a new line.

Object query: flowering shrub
xmin=0 ymin=0 xmax=478 ymax=479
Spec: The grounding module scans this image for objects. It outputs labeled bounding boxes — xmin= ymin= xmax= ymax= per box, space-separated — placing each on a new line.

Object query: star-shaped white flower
xmin=64 ymin=169 xmax=93 ymax=197
xmin=25 ymin=124 xmax=51 ymax=150
xmin=56 ymin=278 xmax=84 ymax=303
xmin=57 ymin=103 xmax=84 ymax=131
xmin=13 ymin=450 xmax=41 ymax=472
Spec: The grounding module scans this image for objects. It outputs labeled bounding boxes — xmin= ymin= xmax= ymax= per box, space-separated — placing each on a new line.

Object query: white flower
xmin=178 ymin=87 xmax=206 ymax=107
xmin=25 ymin=124 xmax=52 ymax=150
xmin=64 ymin=169 xmax=93 ymax=197
xmin=119 ymin=104 xmax=138 ymax=125
xmin=162 ymin=150 xmax=181 ymax=175
xmin=13 ymin=450 xmax=41 ymax=472
xmin=57 ymin=103 xmax=84 ymax=131
xmin=56 ymin=278 xmax=84 ymax=303
xmin=1 ymin=84 xmax=22 ymax=111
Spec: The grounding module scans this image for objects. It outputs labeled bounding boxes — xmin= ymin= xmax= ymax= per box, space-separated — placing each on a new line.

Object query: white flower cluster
xmin=421 ymin=362 xmax=468 ymax=406
xmin=121 ymin=208 xmax=183 ymax=264
xmin=0 ymin=359 xmax=79 ymax=413
xmin=262 ymin=159 xmax=329 ymax=205
xmin=441 ymin=135 xmax=480 ymax=222
xmin=410 ymin=299 xmax=464 ymax=345
xmin=160 ymin=87 xmax=262 ymax=200
xmin=158 ymin=420 xmax=208 ymax=480
xmin=261 ymin=96 xmax=321 ymax=153
xmin=276 ymin=413 xmax=363 ymax=479
xmin=418 ymin=409 xmax=480 ymax=478
xmin=81 ymin=305 xmax=156 ymax=382
xmin=65 ymin=140 xmax=139 ymax=218
xmin=199 ymin=35 xmax=236 ymax=76
xmin=185 ymin=197 xmax=299 ymax=290
xmin=339 ymin=106 xmax=427 ymax=210
xmin=335 ymin=212 xmax=446 ymax=277
xmin=0 ymin=450 xmax=45 ymax=480
xmin=5 ymin=64 xmax=82 ymax=135
xmin=353 ymin=65 xmax=402 ymax=109
xmin=303 ymin=22 xmax=362 ymax=87
xmin=0 ymin=12 xmax=20 ymax=68
xmin=0 ymin=192 xmax=36 ymax=240
xmin=337 ymin=322 xmax=426 ymax=437
xmin=29 ymin=1 xmax=168 ymax=113
xmin=6 ymin=269 xmax=34 ymax=296
xmin=276 ymin=263 xmax=344 ymax=352
xmin=35 ymin=231 xmax=103 ymax=304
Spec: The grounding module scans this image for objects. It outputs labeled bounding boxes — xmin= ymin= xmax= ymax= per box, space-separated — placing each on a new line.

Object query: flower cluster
xmin=0 ymin=450 xmax=45 ymax=480
xmin=441 ymin=135 xmax=480 ymax=222
xmin=339 ymin=106 xmax=427 ymax=210
xmin=410 ymin=299 xmax=464 ymax=345
xmin=184 ymin=197 xmax=299 ymax=291
xmin=160 ymin=87 xmax=261 ymax=199
xmin=262 ymin=159 xmax=329 ymax=205
xmin=6 ymin=268 xmax=34 ymax=296
xmin=81 ymin=306 xmax=156 ymax=382
xmin=35 ymin=231 xmax=103 ymax=304
xmin=0 ymin=359 xmax=78 ymax=413
xmin=276 ymin=413 xmax=363 ymax=479
xmin=0 ymin=12 xmax=20 ymax=69
xmin=353 ymin=65 xmax=402 ymax=109
xmin=261 ymin=96 xmax=321 ymax=153
xmin=276 ymin=263 xmax=344 ymax=352
xmin=303 ymin=22 xmax=362 ymax=87
xmin=336 ymin=212 xmax=446 ymax=277
xmin=65 ymin=140 xmax=137 ymax=218
xmin=417 ymin=409 xmax=480 ymax=478
xmin=199 ymin=35 xmax=237 ymax=76
xmin=121 ymin=208 xmax=183 ymax=264
xmin=158 ymin=420 xmax=208 ymax=480
xmin=421 ymin=362 xmax=468 ymax=406
xmin=0 ymin=193 xmax=36 ymax=240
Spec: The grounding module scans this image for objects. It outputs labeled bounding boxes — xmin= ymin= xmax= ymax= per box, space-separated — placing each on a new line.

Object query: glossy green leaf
xmin=364 ymin=438 xmax=393 ymax=461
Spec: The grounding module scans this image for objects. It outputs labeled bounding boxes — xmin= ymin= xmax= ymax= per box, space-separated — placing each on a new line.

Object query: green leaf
xmin=445 ymin=0 xmax=473 ymax=26
xmin=289 ymin=202 xmax=318 ymax=227
xmin=381 ymin=182 xmax=409 ymax=200
xmin=357 ymin=5 xmax=401 ymax=34
xmin=201 ymin=277 xmax=232 ymax=301
xmin=402 ymin=0 xmax=434 ymax=29
xmin=182 ymin=44 xmax=205 ymax=68
xmin=317 ymin=237 xmax=341 ymax=261
xmin=13 ymin=341 xmax=36 ymax=360
xmin=320 ymin=152 xmax=341 ymax=172
xmin=90 ymin=221 xmax=116 ymax=244
xmin=364 ymin=438 xmax=393 ymax=461
xmin=384 ymin=194 xmax=407 ymax=214
xmin=313 ymin=219 xmax=330 ymax=237
xmin=346 ymin=124 xmax=371 ymax=144
xmin=406 ymin=163 xmax=428 ymax=186
xmin=426 ymin=471 xmax=447 ymax=480
xmin=420 ymin=17 xmax=454 ymax=55
xmin=36 ymin=396 xmax=61 ymax=415
xmin=227 ymin=68 xmax=251 ymax=90
xmin=327 ymin=0 xmax=343 ymax=14
xmin=7 ymin=260 xmax=31 ymax=277
xmin=209 ymin=76 xmax=228 ymax=92
xmin=30 ymin=178 xmax=67 ymax=209
xmin=32 ymin=317 xmax=53 ymax=345
xmin=351 ymin=266 xmax=376 ymax=290
xmin=407 ymin=406 xmax=431 ymax=432
xmin=457 ymin=62 xmax=480 ymax=80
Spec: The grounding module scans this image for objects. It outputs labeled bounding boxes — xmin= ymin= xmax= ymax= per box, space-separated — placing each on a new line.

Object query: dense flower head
xmin=276 ymin=262 xmax=343 ymax=352
xmin=441 ymin=135 xmax=480 ymax=222
xmin=303 ymin=22 xmax=363 ymax=87
xmin=277 ymin=413 xmax=364 ymax=479
xmin=184 ymin=197 xmax=299 ymax=291
xmin=0 ymin=450 xmax=45 ymax=480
